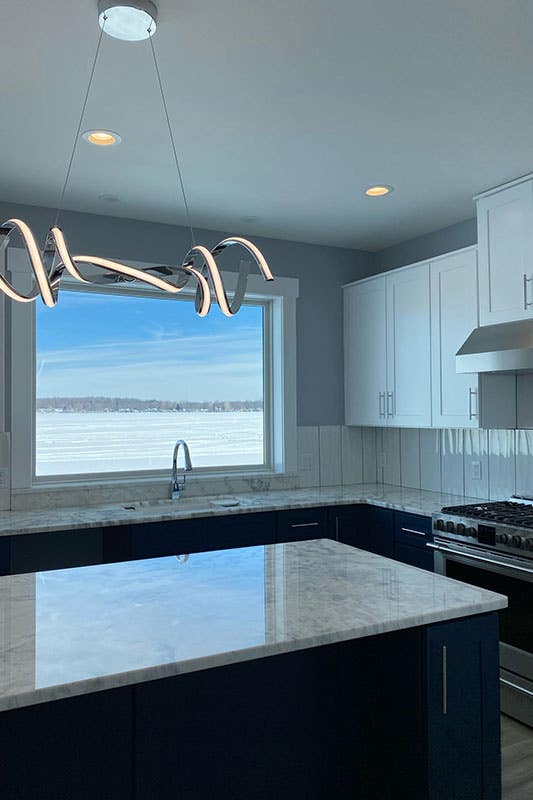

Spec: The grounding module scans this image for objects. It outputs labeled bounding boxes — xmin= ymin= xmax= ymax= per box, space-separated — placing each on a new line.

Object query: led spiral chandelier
xmin=0 ymin=0 xmax=273 ymax=317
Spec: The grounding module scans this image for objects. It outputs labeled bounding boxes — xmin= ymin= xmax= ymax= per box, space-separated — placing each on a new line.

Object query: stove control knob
xmin=467 ymin=527 xmax=477 ymax=538
xmin=498 ymin=533 xmax=509 ymax=545
xmin=435 ymin=519 xmax=445 ymax=531
xmin=446 ymin=521 xmax=455 ymax=533
xmin=511 ymin=535 xmax=523 ymax=548
xmin=524 ymin=538 xmax=533 ymax=551
xmin=456 ymin=523 xmax=466 ymax=535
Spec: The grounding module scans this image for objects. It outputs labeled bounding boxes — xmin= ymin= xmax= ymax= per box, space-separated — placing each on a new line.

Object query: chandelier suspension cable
xmin=53 ymin=18 xmax=107 ymax=230
xmin=0 ymin=1 xmax=274 ymax=316
xmin=148 ymin=29 xmax=196 ymax=248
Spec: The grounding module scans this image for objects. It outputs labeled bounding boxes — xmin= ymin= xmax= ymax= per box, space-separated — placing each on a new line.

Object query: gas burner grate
xmin=441 ymin=501 xmax=533 ymax=528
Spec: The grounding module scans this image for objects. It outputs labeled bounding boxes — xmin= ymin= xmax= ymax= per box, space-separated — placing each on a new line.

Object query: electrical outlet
xmin=471 ymin=460 xmax=482 ymax=481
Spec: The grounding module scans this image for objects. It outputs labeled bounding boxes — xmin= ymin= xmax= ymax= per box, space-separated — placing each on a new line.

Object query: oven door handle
xmin=500 ymin=677 xmax=533 ymax=698
xmin=426 ymin=542 xmax=533 ymax=576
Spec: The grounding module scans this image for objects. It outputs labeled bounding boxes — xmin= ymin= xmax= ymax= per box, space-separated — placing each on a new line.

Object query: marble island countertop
xmin=0 ymin=483 xmax=488 ymax=538
xmin=0 ymin=538 xmax=507 ymax=712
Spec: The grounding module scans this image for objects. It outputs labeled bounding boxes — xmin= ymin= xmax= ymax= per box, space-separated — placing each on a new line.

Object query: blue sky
xmin=36 ymin=291 xmax=263 ymax=402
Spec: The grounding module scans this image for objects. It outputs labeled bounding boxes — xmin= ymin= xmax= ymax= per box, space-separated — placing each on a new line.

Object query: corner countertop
xmin=0 ymin=484 xmax=487 ymax=538
xmin=0 ymin=538 xmax=506 ymax=712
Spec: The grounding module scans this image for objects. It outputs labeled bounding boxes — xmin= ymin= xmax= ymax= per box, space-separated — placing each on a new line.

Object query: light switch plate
xmin=471 ymin=460 xmax=482 ymax=481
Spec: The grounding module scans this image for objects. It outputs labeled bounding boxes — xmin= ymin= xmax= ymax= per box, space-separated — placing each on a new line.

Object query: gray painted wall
xmin=373 ymin=217 xmax=477 ymax=272
xmin=0 ymin=201 xmax=373 ymax=427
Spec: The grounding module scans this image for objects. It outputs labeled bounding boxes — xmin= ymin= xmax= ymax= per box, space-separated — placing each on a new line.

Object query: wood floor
xmin=501 ymin=714 xmax=533 ymax=800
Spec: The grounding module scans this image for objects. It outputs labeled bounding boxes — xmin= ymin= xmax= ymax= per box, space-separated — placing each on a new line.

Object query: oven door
xmin=428 ymin=537 xmax=533 ymax=727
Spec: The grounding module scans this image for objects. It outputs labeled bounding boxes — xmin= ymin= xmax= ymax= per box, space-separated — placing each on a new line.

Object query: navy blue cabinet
xmin=0 ymin=536 xmax=10 ymax=575
xmin=275 ymin=507 xmax=329 ymax=542
xmin=135 ymin=648 xmax=337 ymax=800
xmin=9 ymin=528 xmax=104 ymax=575
xmin=394 ymin=511 xmax=434 ymax=571
xmin=2 ymin=505 xmax=434 ymax=575
xmin=0 ymin=613 xmax=501 ymax=799
xmin=426 ymin=613 xmax=501 ymax=800
xmin=130 ymin=512 xmax=276 ymax=560
xmin=0 ymin=687 xmax=133 ymax=799
xmin=330 ymin=504 xmax=394 ymax=557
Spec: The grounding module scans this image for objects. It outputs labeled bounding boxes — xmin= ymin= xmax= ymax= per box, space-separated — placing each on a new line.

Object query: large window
xmin=35 ymin=289 xmax=268 ymax=476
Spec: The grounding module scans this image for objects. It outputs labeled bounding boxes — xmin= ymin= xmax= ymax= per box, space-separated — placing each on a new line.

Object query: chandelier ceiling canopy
xmin=0 ymin=0 xmax=273 ymax=317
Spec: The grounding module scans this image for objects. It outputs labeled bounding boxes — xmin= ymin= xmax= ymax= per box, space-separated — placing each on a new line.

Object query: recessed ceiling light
xmin=98 ymin=1 xmax=158 ymax=41
xmin=83 ymin=130 xmax=122 ymax=146
xmin=365 ymin=185 xmax=394 ymax=197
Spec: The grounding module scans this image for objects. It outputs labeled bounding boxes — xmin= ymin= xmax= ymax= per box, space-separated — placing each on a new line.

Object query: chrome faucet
xmin=170 ymin=439 xmax=193 ymax=499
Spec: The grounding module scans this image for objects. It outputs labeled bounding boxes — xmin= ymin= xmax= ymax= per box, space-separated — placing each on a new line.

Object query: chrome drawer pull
xmin=500 ymin=678 xmax=533 ymax=698
xmin=290 ymin=521 xmax=320 ymax=528
xmin=468 ymin=387 xmax=478 ymax=420
xmin=524 ymin=274 xmax=533 ymax=309
xmin=401 ymin=527 xmax=426 ymax=537
xmin=442 ymin=645 xmax=448 ymax=715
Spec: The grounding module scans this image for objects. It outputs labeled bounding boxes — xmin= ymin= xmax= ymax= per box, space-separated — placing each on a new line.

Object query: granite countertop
xmin=0 ymin=538 xmax=507 ymax=712
xmin=0 ymin=483 xmax=487 ymax=538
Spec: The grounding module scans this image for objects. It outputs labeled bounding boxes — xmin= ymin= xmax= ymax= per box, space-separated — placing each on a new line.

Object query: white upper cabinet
xmin=344 ymin=265 xmax=432 ymax=428
xmin=477 ymin=178 xmax=533 ymax=326
xmin=386 ymin=263 xmax=432 ymax=427
xmin=344 ymin=276 xmax=387 ymax=426
xmin=430 ymin=249 xmax=479 ymax=427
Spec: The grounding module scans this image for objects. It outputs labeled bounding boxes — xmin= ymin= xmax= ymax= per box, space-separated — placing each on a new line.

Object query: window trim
xmin=7 ymin=248 xmax=298 ymax=491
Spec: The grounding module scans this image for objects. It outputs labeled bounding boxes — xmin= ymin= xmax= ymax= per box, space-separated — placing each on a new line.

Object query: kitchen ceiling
xmin=2 ymin=0 xmax=533 ymax=251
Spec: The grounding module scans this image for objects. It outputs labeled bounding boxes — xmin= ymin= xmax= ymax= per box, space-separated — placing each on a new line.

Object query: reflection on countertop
xmin=0 ymin=538 xmax=506 ymax=712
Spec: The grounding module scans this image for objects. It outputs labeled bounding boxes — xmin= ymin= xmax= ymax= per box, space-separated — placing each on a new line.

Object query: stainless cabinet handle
xmin=290 ymin=521 xmax=320 ymax=528
xmin=401 ymin=527 xmax=426 ymax=537
xmin=524 ymin=274 xmax=533 ymax=308
xmin=379 ymin=392 xmax=386 ymax=418
xmin=386 ymin=391 xmax=394 ymax=418
xmin=500 ymin=677 xmax=533 ymax=698
xmin=442 ymin=645 xmax=448 ymax=715
xmin=468 ymin=387 xmax=478 ymax=420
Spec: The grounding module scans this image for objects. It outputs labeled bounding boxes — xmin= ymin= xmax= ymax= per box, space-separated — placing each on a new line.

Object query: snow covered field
xmin=36 ymin=411 xmax=264 ymax=476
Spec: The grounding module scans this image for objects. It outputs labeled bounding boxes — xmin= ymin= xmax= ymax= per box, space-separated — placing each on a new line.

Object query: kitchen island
xmin=0 ymin=539 xmax=506 ymax=799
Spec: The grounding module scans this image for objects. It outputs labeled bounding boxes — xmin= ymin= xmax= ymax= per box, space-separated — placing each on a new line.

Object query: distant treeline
xmin=36 ymin=397 xmax=263 ymax=413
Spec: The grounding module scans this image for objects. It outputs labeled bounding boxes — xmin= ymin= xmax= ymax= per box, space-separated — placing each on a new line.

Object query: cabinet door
xmin=430 ymin=249 xmax=480 ymax=428
xmin=0 ymin=687 xmax=133 ymax=800
xmin=386 ymin=264 xmax=432 ymax=427
xmin=478 ymin=180 xmax=533 ymax=325
xmin=131 ymin=513 xmax=275 ymax=560
xmin=333 ymin=505 xmax=394 ymax=558
xmin=344 ymin=277 xmax=387 ymax=426
xmin=426 ymin=614 xmax=501 ymax=800
xmin=10 ymin=528 xmax=103 ymax=574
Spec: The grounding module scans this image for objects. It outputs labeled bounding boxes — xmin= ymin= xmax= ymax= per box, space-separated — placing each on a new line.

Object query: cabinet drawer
xmin=276 ymin=507 xmax=329 ymax=542
xmin=10 ymin=529 xmax=103 ymax=574
xmin=394 ymin=512 xmax=432 ymax=549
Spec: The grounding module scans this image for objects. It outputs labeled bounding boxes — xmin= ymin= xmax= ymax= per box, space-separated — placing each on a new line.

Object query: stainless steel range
xmin=431 ymin=498 xmax=533 ymax=727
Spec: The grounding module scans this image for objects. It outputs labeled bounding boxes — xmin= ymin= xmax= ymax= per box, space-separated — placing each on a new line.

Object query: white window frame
xmin=6 ymin=248 xmax=298 ymax=490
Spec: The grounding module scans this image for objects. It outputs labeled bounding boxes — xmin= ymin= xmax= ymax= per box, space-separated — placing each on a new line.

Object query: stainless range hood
xmin=456 ymin=318 xmax=533 ymax=374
